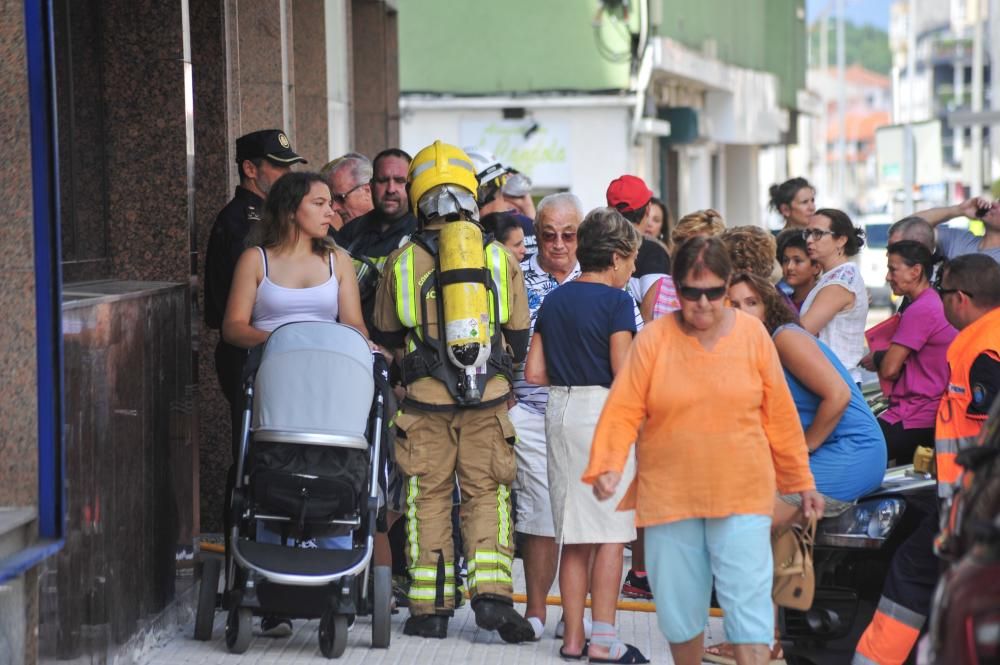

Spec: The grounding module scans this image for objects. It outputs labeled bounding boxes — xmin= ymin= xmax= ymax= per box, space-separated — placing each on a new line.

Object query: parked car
xmin=780 ymin=465 xmax=935 ymax=665
xmin=858 ymin=214 xmax=893 ymax=307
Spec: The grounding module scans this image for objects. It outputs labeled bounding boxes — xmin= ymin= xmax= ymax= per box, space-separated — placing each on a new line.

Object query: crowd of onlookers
xmin=203 ymin=130 xmax=1000 ymax=665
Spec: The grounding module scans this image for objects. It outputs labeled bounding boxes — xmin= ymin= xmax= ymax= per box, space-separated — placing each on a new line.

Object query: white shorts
xmin=510 ymin=403 xmax=555 ymax=537
xmin=546 ymin=386 xmax=636 ymax=545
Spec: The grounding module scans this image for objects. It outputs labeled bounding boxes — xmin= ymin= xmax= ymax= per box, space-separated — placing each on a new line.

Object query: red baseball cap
xmin=606 ymin=175 xmax=653 ymax=213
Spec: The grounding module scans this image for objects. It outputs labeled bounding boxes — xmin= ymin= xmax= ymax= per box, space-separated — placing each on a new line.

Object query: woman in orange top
xmin=583 ymin=236 xmax=823 ymax=665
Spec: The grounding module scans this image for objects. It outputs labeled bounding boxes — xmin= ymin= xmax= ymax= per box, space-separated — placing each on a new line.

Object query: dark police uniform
xmin=204 ymin=186 xmax=263 ymax=451
xmin=343 ymin=208 xmax=418 ymax=341
xmin=203 ymin=129 xmax=305 ymax=454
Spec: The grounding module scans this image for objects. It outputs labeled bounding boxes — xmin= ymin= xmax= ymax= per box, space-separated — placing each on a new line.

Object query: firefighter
xmin=853 ymin=254 xmax=1000 ymax=665
xmin=373 ymin=141 xmax=534 ymax=642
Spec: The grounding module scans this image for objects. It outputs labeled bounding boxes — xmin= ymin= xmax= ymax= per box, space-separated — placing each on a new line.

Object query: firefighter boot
xmin=403 ymin=613 xmax=449 ymax=639
xmin=471 ymin=594 xmax=535 ymax=644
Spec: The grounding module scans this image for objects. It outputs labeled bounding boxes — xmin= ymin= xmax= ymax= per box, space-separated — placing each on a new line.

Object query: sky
xmin=806 ymin=0 xmax=892 ymax=30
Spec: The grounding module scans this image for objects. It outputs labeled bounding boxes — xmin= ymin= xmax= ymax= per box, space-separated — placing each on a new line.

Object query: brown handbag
xmin=771 ymin=516 xmax=817 ymax=610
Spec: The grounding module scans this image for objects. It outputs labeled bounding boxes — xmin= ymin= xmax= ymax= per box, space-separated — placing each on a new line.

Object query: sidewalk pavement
xmin=140 ymin=557 xmax=725 ymax=665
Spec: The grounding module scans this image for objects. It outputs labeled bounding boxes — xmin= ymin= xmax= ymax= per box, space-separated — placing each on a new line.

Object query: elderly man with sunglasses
xmin=507 ymin=192 xmax=585 ymax=640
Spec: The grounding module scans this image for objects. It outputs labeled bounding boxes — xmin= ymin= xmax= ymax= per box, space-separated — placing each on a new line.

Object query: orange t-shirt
xmin=582 ymin=310 xmax=815 ymax=527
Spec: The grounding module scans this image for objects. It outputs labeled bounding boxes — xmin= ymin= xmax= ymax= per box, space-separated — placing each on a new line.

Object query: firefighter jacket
xmin=373 ymin=221 xmax=530 ymax=410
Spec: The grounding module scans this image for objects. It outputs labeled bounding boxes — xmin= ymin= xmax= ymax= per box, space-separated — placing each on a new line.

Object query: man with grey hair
xmin=510 ymin=192 xmax=584 ymax=640
xmin=320 ymin=152 xmax=373 ymax=243
xmin=888 ymin=215 xmax=936 ymax=250
xmin=888 ymin=216 xmax=943 ymax=311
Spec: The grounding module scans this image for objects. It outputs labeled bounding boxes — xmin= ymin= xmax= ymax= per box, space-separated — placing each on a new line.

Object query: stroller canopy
xmin=252 ymin=322 xmax=374 ymax=448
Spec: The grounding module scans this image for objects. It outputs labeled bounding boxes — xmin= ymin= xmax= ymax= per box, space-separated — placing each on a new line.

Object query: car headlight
xmin=816 ymin=498 xmax=906 ymax=548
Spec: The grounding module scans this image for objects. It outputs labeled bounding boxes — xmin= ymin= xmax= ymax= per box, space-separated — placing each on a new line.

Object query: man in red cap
xmin=606 ymin=175 xmax=671 ymax=302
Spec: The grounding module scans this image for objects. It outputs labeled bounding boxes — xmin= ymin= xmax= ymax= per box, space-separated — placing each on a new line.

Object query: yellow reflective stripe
xmin=497 ymin=485 xmax=511 ymax=548
xmin=406 ymin=476 xmax=420 ymax=563
xmin=408 ymin=585 xmax=456 ymax=601
xmin=410 ymin=565 xmax=455 ymax=582
xmin=394 ymin=246 xmax=417 ymax=328
xmin=474 ymin=551 xmax=513 ymax=572
xmin=469 ymin=570 xmax=512 ymax=584
xmin=486 ymin=244 xmax=510 ymax=324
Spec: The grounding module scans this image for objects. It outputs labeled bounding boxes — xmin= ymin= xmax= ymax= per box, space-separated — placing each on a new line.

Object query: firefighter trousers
xmin=853 ymin=497 xmax=941 ymax=665
xmin=393 ymin=403 xmax=517 ymax=616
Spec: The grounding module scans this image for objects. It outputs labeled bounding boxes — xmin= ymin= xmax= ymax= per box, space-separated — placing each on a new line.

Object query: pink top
xmin=880 ymin=288 xmax=958 ymax=430
xmin=650 ymin=276 xmax=680 ymax=320
xmin=251 ymin=247 xmax=340 ymax=333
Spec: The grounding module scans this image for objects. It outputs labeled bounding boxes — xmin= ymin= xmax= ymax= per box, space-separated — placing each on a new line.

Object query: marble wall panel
xmin=293 ymin=0 xmax=329 ymax=167
xmin=53 ymin=0 xmax=111 ymax=282
xmin=0 ymin=0 xmax=40 ymax=511
xmin=230 ymin=0 xmax=286 ymax=138
xmin=350 ymin=0 xmax=399 ymax=157
xmin=192 ymin=0 xmax=234 ymax=532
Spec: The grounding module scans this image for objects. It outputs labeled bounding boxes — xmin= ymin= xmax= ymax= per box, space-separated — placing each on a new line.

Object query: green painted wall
xmin=398 ymin=0 xmax=633 ymax=94
xmin=399 ymin=1 xmax=806 ymax=108
xmin=657 ymin=0 xmax=807 ymax=108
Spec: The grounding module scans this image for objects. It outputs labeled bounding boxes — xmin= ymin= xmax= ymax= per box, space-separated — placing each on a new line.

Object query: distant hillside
xmin=809 ymin=20 xmax=891 ymax=75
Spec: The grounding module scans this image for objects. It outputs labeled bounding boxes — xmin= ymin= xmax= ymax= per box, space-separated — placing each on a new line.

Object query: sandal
xmin=588 ymin=643 xmax=650 ymax=664
xmin=559 ymin=642 xmax=589 ymax=661
xmin=704 ymin=641 xmax=785 ymax=664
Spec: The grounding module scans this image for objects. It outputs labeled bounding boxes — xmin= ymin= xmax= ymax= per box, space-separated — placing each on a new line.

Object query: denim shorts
xmin=645 ymin=514 xmax=774 ymax=645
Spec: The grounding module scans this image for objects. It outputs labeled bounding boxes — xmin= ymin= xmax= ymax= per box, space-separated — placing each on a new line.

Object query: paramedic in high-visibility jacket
xmin=853 ymin=253 xmax=1000 ymax=665
xmin=373 ymin=141 xmax=534 ymax=642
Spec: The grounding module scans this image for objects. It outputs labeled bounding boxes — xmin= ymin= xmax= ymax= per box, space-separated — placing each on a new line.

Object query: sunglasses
xmin=936 ymin=286 xmax=974 ymax=299
xmin=801 ymin=229 xmax=836 ymax=240
xmin=540 ymin=230 xmax=577 ymax=243
xmin=678 ymin=285 xmax=728 ymax=302
xmin=332 ymin=182 xmax=366 ymax=204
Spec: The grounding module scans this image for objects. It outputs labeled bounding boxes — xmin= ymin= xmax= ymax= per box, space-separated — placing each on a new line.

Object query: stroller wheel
xmin=225 ymin=606 xmax=252 ymax=654
xmin=319 ymin=611 xmax=348 ymax=659
xmin=371 ymin=566 xmax=392 ymax=648
xmin=194 ymin=557 xmax=221 ymax=641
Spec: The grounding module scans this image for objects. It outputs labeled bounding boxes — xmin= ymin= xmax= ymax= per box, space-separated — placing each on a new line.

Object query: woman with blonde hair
xmin=639 ymin=209 xmax=726 ymax=323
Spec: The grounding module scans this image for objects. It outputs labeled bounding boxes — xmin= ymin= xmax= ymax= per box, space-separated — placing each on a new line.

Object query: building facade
xmin=0 ymin=1 xmax=401 ymax=663
xmin=398 ymin=0 xmax=809 ymax=226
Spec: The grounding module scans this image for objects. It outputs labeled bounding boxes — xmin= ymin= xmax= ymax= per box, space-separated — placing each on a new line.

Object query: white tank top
xmin=251 ymin=246 xmax=340 ymax=333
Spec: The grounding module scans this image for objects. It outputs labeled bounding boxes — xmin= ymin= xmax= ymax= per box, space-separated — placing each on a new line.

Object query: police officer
xmin=374 ymin=141 xmax=534 ymax=642
xmin=204 ymin=129 xmax=306 ymax=454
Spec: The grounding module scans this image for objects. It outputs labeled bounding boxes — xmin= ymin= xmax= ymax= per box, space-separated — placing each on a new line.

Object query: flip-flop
xmin=588 ymin=643 xmax=650 ymax=664
xmin=559 ymin=643 xmax=589 ymax=661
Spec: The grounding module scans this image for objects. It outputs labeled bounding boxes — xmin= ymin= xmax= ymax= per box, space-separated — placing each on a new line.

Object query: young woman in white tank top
xmin=222 ymin=172 xmax=368 ymax=348
xmin=800 ymin=208 xmax=869 ymax=383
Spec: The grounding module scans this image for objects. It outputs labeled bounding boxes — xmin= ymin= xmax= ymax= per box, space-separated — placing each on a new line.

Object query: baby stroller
xmin=202 ymin=321 xmax=393 ymax=658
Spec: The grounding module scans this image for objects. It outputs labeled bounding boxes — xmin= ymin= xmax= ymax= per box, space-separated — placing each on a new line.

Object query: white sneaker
xmin=555 ymin=616 xmax=592 ymax=639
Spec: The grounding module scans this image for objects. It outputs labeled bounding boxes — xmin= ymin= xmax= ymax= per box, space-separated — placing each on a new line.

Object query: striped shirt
xmin=513 ymin=254 xmax=642 ymax=414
